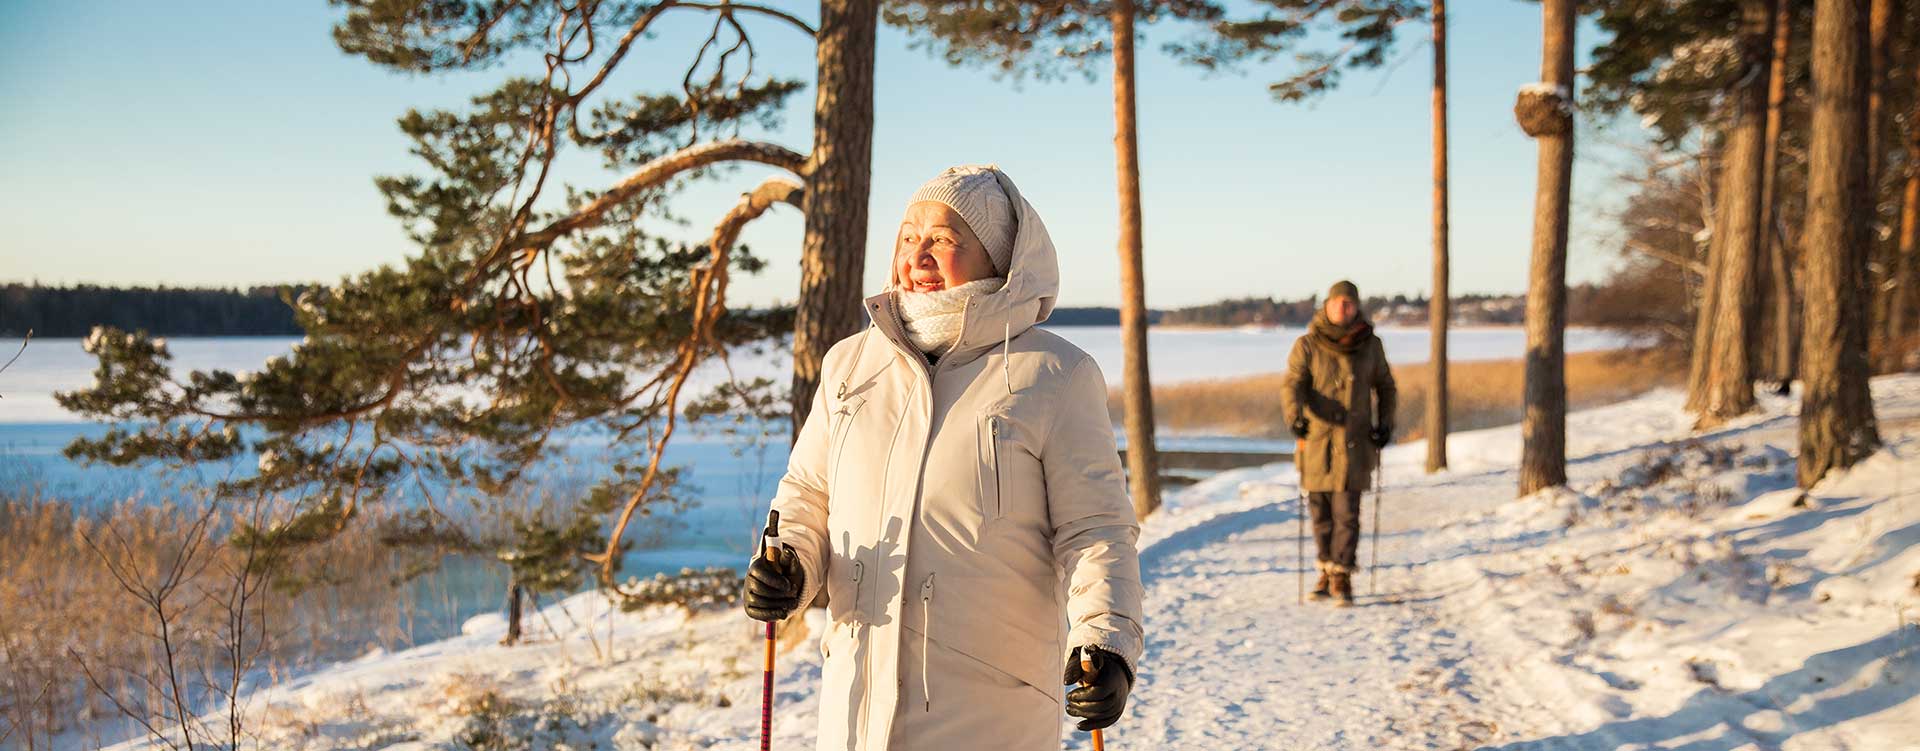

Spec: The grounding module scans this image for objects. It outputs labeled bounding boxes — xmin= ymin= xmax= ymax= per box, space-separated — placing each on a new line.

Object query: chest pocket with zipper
xmin=978 ymin=414 xmax=1007 ymax=521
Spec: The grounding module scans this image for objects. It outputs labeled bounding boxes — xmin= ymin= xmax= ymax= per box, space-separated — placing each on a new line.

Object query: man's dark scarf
xmin=1309 ymin=312 xmax=1374 ymax=354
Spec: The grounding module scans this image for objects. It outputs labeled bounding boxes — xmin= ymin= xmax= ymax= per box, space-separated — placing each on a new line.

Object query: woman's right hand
xmin=744 ymin=552 xmax=806 ymax=622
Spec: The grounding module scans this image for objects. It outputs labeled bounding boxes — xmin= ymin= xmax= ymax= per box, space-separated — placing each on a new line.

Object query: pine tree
xmin=1428 ymin=0 xmax=1450 ymax=472
xmin=57 ymin=1 xmax=863 ymax=621
xmin=1516 ymin=0 xmax=1576 ymax=496
xmin=1799 ymin=0 xmax=1882 ymax=487
xmin=794 ymin=0 xmax=880 ymax=437
xmin=1696 ymin=0 xmax=1778 ymax=426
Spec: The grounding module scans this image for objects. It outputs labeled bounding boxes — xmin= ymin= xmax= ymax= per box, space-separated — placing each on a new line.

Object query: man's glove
xmin=1370 ymin=424 xmax=1392 ymax=448
xmin=743 ymin=551 xmax=805 ymax=623
xmin=1063 ymin=646 xmax=1132 ymax=731
xmin=1290 ymin=417 xmax=1310 ymax=439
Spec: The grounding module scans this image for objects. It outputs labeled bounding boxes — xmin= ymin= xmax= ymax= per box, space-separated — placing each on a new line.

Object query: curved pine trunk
xmin=1799 ymin=0 xmax=1882 ymax=488
xmin=791 ymin=0 xmax=879 ymax=440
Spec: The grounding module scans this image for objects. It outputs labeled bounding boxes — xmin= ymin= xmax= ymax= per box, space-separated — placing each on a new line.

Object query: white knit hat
xmin=907 ymin=164 xmax=1017 ymax=276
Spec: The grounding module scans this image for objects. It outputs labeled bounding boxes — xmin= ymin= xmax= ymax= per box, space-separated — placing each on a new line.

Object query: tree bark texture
xmin=1426 ymin=0 xmax=1451 ymax=473
xmin=1518 ymin=0 xmax=1575 ymax=496
xmin=1762 ymin=0 xmax=1797 ymax=388
xmin=1698 ymin=0 xmax=1777 ymax=425
xmin=1799 ymin=0 xmax=1882 ymax=488
xmin=791 ymin=0 xmax=879 ymax=441
xmin=1112 ymin=0 xmax=1162 ymax=518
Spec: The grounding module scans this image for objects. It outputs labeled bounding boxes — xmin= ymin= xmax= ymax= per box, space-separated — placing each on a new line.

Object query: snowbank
xmin=91 ymin=378 xmax=1920 ymax=750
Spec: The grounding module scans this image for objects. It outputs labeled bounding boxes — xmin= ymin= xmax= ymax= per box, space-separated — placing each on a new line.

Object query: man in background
xmin=1283 ymin=280 xmax=1397 ymax=607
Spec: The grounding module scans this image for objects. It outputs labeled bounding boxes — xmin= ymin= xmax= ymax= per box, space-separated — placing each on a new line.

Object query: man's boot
xmin=1309 ymin=565 xmax=1331 ymax=601
xmin=1332 ymin=570 xmax=1354 ymax=608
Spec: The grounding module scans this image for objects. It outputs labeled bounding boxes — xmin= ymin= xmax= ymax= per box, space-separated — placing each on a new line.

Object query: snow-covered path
xmin=1084 ymin=379 xmax=1920 ymax=751
xmin=1114 ymin=496 xmax=1488 ymax=750
xmin=86 ymin=379 xmax=1920 ymax=751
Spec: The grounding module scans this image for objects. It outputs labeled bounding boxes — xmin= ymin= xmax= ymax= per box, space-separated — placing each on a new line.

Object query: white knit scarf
xmin=893 ymin=277 xmax=1006 ymax=355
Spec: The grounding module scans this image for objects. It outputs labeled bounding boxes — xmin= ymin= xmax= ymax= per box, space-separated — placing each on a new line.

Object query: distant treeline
xmin=1046 ymin=307 xmax=1168 ymax=326
xmin=3 ymin=284 xmax=1615 ymax=337
xmin=1156 ymin=291 xmax=1622 ymax=328
xmin=0 ymin=283 xmax=310 ymax=337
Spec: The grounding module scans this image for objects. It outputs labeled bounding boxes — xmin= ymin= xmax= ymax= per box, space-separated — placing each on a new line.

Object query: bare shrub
xmin=0 ymin=489 xmax=444 ymax=748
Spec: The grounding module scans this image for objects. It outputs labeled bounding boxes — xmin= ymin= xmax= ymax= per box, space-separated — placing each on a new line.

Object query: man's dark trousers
xmin=1308 ymin=491 xmax=1362 ymax=570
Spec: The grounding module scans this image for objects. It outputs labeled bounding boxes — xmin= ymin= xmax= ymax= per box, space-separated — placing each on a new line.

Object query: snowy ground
xmin=94 ymin=377 xmax=1920 ymax=751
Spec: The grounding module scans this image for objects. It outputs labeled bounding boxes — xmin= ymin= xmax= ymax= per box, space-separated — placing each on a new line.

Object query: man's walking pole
xmin=759 ymin=510 xmax=784 ymax=751
xmin=1296 ymin=491 xmax=1306 ymax=605
xmin=1081 ymin=652 xmax=1107 ymax=751
xmin=1370 ymin=462 xmax=1383 ymax=596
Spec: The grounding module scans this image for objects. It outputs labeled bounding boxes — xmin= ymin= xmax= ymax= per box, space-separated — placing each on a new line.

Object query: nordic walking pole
xmin=1295 ymin=491 xmax=1306 ymax=605
xmin=758 ymin=510 xmax=784 ymax=751
xmin=1369 ymin=462 xmax=1383 ymax=596
xmin=1081 ymin=652 xmax=1106 ymax=751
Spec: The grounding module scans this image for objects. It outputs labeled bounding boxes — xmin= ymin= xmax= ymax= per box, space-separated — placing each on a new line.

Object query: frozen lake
xmin=0 ymin=325 xmax=1634 ymax=424
xmin=0 ymin=325 xmax=1635 ymax=640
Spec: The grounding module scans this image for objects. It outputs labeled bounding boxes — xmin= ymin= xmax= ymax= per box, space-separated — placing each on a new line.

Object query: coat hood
xmin=872 ymin=165 xmax=1059 ymax=362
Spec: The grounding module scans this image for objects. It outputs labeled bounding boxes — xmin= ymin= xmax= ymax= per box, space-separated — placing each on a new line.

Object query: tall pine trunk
xmin=1111 ymin=0 xmax=1162 ymax=518
xmin=1517 ymin=0 xmax=1575 ymax=496
xmin=1800 ymin=0 xmax=1882 ymax=488
xmin=1896 ymin=88 xmax=1920 ymax=340
xmin=1762 ymin=0 xmax=1797 ymax=392
xmin=1868 ymin=0 xmax=1895 ymax=336
xmin=1699 ymin=0 xmax=1777 ymax=425
xmin=791 ymin=0 xmax=878 ymax=439
xmin=1426 ymin=0 xmax=1451 ymax=473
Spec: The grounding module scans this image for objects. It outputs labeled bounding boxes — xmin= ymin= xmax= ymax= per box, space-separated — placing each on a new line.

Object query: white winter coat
xmin=770 ymin=169 xmax=1145 ymax=751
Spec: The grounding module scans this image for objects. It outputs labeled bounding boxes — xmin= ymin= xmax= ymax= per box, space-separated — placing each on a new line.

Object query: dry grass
xmin=1117 ymin=348 xmax=1686 ymax=439
xmin=0 ymin=490 xmax=462 ymax=748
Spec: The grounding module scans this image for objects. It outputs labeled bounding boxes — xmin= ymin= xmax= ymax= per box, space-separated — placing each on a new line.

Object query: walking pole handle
xmin=1081 ymin=653 xmax=1106 ymax=751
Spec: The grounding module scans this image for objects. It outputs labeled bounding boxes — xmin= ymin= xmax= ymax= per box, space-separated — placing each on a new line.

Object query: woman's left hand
xmin=1063 ymin=646 xmax=1132 ymax=731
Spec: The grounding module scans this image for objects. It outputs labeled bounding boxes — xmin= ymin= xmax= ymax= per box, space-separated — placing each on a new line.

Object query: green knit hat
xmin=1327 ymin=280 xmax=1359 ymax=303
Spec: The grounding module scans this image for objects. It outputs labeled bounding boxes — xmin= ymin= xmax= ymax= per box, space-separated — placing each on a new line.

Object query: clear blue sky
xmin=0 ymin=1 xmax=1631 ymax=309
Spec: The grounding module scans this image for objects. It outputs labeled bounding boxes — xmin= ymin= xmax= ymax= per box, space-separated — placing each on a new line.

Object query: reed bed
xmin=1121 ymin=348 xmax=1686 ymax=440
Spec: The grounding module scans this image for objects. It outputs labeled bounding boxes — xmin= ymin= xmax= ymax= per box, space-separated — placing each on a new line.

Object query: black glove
xmin=1290 ymin=417 xmax=1310 ymax=439
xmin=1063 ymin=646 xmax=1132 ymax=731
xmin=743 ymin=551 xmax=804 ymax=623
xmin=1370 ymin=424 xmax=1392 ymax=448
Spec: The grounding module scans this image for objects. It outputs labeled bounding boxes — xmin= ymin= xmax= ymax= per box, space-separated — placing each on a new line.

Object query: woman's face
xmin=894 ymin=201 xmax=995 ymax=292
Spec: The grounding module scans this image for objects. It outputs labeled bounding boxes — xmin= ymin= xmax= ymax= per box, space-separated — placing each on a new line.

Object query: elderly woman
xmin=743 ymin=165 xmax=1145 ymax=750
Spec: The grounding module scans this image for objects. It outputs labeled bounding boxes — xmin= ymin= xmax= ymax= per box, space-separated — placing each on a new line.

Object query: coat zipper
xmin=988 ymin=417 xmax=1004 ymax=519
xmin=860 ymin=295 xmax=964 ymax=743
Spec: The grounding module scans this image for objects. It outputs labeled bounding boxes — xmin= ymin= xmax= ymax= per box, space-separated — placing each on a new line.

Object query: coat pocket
xmin=826 ymin=395 xmax=866 ymax=490
xmin=978 ymin=415 xmax=1006 ymax=521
